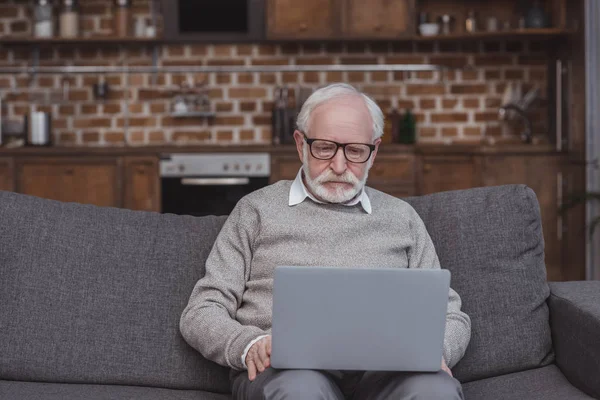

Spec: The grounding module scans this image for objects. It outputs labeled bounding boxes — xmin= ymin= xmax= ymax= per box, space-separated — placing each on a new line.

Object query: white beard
xmin=302 ymin=145 xmax=370 ymax=203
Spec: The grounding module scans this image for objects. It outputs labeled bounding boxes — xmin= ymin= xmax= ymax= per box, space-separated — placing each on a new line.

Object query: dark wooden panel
xmin=267 ymin=0 xmax=338 ymax=39
xmin=123 ymin=156 xmax=160 ymax=212
xmin=344 ymin=0 xmax=415 ymax=38
xmin=0 ymin=157 xmax=15 ymax=192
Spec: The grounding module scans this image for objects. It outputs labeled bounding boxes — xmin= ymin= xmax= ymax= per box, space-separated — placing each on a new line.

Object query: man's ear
xmin=370 ymin=138 xmax=382 ymax=165
xmin=293 ymin=130 xmax=304 ymax=162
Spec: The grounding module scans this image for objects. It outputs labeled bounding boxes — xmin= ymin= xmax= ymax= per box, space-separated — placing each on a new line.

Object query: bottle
xmin=33 ymin=0 xmax=54 ymax=38
xmin=399 ymin=109 xmax=416 ymax=144
xmin=113 ymin=0 xmax=132 ymax=37
xmin=465 ymin=10 xmax=477 ymax=33
xmin=59 ymin=0 xmax=79 ymax=38
xmin=525 ymin=0 xmax=549 ymax=29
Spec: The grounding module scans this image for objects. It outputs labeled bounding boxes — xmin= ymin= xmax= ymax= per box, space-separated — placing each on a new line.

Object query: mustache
xmin=314 ymin=169 xmax=359 ymax=185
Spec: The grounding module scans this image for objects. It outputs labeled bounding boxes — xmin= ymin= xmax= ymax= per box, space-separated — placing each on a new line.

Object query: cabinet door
xmin=270 ymin=153 xmax=302 ymax=183
xmin=0 ymin=157 xmax=14 ymax=192
xmin=368 ymin=154 xmax=416 ymax=197
xmin=343 ymin=0 xmax=414 ymax=38
xmin=123 ymin=156 xmax=160 ymax=212
xmin=267 ymin=0 xmax=338 ymax=39
xmin=419 ymin=156 xmax=478 ymax=195
xmin=482 ymin=155 xmax=565 ymax=281
xmin=17 ymin=158 xmax=120 ymax=207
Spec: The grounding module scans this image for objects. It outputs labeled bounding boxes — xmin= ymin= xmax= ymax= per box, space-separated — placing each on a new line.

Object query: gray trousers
xmin=231 ymin=368 xmax=464 ymax=400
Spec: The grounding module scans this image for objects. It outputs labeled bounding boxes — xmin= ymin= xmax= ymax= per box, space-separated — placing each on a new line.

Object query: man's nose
xmin=329 ymin=147 xmax=347 ymax=174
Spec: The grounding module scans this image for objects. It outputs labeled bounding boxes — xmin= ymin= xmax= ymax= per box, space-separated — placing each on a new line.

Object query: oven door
xmin=161 ymin=176 xmax=270 ymax=217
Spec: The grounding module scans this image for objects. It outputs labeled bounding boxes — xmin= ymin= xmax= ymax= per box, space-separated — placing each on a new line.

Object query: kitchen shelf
xmin=0 ymin=28 xmax=573 ymax=46
xmin=0 ymin=36 xmax=161 ymax=46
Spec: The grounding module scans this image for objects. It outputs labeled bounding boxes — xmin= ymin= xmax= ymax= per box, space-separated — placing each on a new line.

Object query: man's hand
xmin=246 ymin=336 xmax=272 ymax=381
xmin=441 ymin=358 xmax=453 ymax=377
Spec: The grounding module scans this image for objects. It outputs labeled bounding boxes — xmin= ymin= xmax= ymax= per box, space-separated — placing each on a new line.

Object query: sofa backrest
xmin=0 ymin=191 xmax=230 ymax=392
xmin=404 ymin=185 xmax=554 ymax=382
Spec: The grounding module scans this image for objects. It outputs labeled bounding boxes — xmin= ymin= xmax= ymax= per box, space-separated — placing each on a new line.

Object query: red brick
xmin=148 ymin=131 xmax=166 ymax=144
xmin=10 ymin=20 xmax=29 ymax=33
xmin=190 ymin=45 xmax=208 ymax=56
xmin=303 ymin=72 xmax=320 ymax=83
xmin=149 ymin=103 xmax=166 ymax=113
xmin=429 ymin=56 xmax=468 ymax=68
xmin=475 ymin=112 xmax=499 ymax=122
xmin=81 ymin=104 xmax=99 ymax=115
xmin=485 ymin=70 xmax=501 ymax=80
xmin=240 ymin=129 xmax=255 ymax=141
xmin=0 ymin=5 xmax=19 ymax=18
xmin=463 ymin=98 xmax=480 ymax=109
xmin=258 ymin=45 xmax=278 ymax=56
xmin=461 ymin=70 xmax=480 ymax=81
xmin=464 ymin=126 xmax=482 ymax=136
xmin=252 ymin=115 xmax=271 ymax=126
xmin=260 ymin=127 xmax=273 ymax=142
xmin=406 ymin=84 xmax=446 ymax=95
xmin=370 ymin=71 xmax=388 ymax=82
xmin=347 ymin=72 xmax=365 ymax=83
xmin=415 ymin=71 xmax=434 ymax=80
xmin=340 ymin=57 xmax=378 ymax=65
xmin=442 ymin=99 xmax=459 ymax=109
xmin=385 ymin=56 xmax=425 ymax=65
xmin=282 ymin=72 xmax=299 ymax=83
xmin=450 ymin=84 xmax=487 ymax=95
xmin=419 ymin=99 xmax=436 ymax=109
xmin=236 ymin=45 xmax=254 ymax=56
xmin=59 ymin=132 xmax=78 ymax=144
xmin=172 ymin=131 xmax=211 ymax=142
xmin=105 ymin=131 xmax=126 ymax=143
xmin=485 ymin=125 xmax=503 ymax=136
xmin=117 ymin=117 xmax=158 ymax=128
xmin=69 ymin=89 xmax=91 ymax=101
xmin=213 ymin=45 xmax=233 ymax=57
xmin=485 ymin=98 xmax=502 ymax=108
xmin=207 ymin=59 xmax=245 ymax=66
xmin=211 ymin=116 xmax=244 ymax=126
xmin=216 ymin=102 xmax=233 ymax=112
xmin=129 ymin=104 xmax=144 ymax=114
xmin=252 ymin=58 xmax=290 ymax=66
xmin=474 ymin=55 xmax=514 ymax=66
xmin=82 ymin=131 xmax=101 ymax=143
xmin=260 ymin=73 xmax=277 ymax=84
xmin=216 ymin=130 xmax=234 ymax=141
xmin=326 ymin=72 xmax=343 ymax=83
xmin=363 ymin=85 xmax=402 ymax=96
xmin=419 ymin=127 xmax=437 ymax=138
xmin=397 ymin=100 xmax=415 ymax=109
xmin=441 ymin=127 xmax=458 ymax=137
xmin=73 ymin=118 xmax=112 ymax=129
xmin=240 ymin=101 xmax=257 ymax=112
xmin=128 ymin=131 xmax=145 ymax=144
xmin=229 ymin=88 xmax=267 ymax=99
xmin=296 ymin=57 xmax=335 ymax=65
xmin=262 ymin=101 xmax=274 ymax=112
xmin=431 ymin=113 xmax=468 ymax=123
xmin=59 ymin=105 xmax=76 ymax=115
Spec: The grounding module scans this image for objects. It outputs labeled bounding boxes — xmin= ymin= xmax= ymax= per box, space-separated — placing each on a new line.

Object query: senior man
xmin=180 ymin=83 xmax=471 ymax=399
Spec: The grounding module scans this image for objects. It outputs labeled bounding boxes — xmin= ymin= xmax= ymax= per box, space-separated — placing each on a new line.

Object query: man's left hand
xmin=441 ymin=358 xmax=452 ymax=377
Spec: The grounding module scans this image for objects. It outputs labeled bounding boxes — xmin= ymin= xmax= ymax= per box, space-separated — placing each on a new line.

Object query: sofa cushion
xmin=404 ymin=185 xmax=554 ymax=382
xmin=0 ymin=380 xmax=231 ymax=400
xmin=461 ymin=365 xmax=594 ymax=400
xmin=0 ymin=191 xmax=230 ymax=392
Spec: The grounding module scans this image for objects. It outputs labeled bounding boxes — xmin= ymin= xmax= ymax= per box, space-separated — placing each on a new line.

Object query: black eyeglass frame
xmin=301 ymin=132 xmax=376 ymax=164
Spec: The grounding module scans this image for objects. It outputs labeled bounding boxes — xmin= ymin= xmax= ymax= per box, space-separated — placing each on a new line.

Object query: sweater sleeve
xmin=179 ymin=198 xmax=268 ymax=371
xmin=407 ymin=206 xmax=471 ymax=369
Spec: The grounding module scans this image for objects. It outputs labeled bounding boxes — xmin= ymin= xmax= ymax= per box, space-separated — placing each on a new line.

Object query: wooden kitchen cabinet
xmin=123 ymin=156 xmax=160 ymax=212
xmin=270 ymin=152 xmax=302 ymax=183
xmin=266 ymin=0 xmax=338 ymax=39
xmin=418 ymin=155 xmax=478 ymax=195
xmin=343 ymin=0 xmax=415 ymax=38
xmin=0 ymin=157 xmax=14 ymax=192
xmin=16 ymin=157 xmax=121 ymax=208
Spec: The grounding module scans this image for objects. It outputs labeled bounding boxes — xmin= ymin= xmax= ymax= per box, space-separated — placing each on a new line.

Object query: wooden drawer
xmin=369 ymin=154 xmax=415 ymax=183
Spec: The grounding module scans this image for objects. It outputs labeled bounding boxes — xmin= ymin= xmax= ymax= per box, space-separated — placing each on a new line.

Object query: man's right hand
xmin=245 ymin=335 xmax=272 ymax=381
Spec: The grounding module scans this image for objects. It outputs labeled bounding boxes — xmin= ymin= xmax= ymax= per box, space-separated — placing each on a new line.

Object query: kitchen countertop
xmin=0 ymin=143 xmax=564 ymax=156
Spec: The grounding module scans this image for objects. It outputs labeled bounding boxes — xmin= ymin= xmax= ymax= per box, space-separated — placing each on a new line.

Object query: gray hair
xmin=296 ymin=83 xmax=384 ymax=141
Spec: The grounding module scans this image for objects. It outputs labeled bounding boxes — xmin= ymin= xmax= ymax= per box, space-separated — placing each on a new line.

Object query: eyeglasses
xmin=302 ymin=133 xmax=376 ymax=164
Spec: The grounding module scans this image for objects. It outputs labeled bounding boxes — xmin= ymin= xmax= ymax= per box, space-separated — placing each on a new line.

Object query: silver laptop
xmin=270 ymin=266 xmax=450 ymax=371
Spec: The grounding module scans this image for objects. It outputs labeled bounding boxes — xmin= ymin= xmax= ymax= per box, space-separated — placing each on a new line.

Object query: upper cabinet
xmin=343 ymin=0 xmax=415 ymax=38
xmin=266 ymin=0 xmax=414 ymax=39
xmin=266 ymin=0 xmax=338 ymax=39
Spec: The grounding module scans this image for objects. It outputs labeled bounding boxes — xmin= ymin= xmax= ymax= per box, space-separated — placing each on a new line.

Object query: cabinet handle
xmin=299 ymin=23 xmax=307 ymax=31
xmin=557 ymin=172 xmax=563 ymax=241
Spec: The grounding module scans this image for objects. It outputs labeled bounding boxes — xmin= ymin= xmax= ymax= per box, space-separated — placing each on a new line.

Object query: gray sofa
xmin=0 ymin=185 xmax=599 ymax=400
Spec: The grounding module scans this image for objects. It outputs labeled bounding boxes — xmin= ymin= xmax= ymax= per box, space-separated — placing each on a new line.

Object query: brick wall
xmin=0 ymin=0 xmax=549 ymax=147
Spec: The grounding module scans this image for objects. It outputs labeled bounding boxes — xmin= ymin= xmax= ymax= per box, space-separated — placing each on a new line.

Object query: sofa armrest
xmin=548 ymin=281 xmax=600 ymax=398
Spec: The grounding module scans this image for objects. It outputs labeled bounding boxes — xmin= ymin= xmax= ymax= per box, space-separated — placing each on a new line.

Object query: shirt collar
xmin=288 ymin=168 xmax=372 ymax=214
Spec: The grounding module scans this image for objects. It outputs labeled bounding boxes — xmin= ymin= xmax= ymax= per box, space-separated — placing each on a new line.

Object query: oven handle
xmin=180 ymin=177 xmax=250 ymax=186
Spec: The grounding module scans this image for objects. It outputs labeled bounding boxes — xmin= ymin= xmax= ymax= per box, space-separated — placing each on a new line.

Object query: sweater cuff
xmin=241 ymin=334 xmax=270 ymax=369
xmin=227 ymin=327 xmax=269 ymax=370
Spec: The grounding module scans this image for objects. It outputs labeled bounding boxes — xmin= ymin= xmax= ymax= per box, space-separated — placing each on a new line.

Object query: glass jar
xmin=113 ymin=0 xmax=132 ymax=37
xmin=33 ymin=0 xmax=54 ymax=38
xmin=59 ymin=0 xmax=79 ymax=38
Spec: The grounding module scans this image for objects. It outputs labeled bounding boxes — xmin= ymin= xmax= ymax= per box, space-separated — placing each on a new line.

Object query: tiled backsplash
xmin=0 ymin=0 xmax=549 ymax=147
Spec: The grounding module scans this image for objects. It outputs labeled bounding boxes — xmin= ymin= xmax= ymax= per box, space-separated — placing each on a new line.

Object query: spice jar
xmin=59 ymin=0 xmax=79 ymax=38
xmin=113 ymin=0 xmax=132 ymax=37
xmin=33 ymin=0 xmax=54 ymax=38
